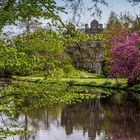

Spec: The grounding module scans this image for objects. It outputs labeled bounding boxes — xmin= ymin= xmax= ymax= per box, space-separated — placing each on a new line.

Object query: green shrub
xmin=103 ymin=80 xmax=111 ymax=87
xmin=67 ymin=80 xmax=76 ymax=85
xmin=101 ymin=60 xmax=110 ymax=78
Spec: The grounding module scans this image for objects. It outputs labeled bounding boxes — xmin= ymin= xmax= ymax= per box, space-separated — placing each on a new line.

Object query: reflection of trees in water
xmin=19 ymin=104 xmax=62 ymax=140
xmin=61 ymin=93 xmax=140 ymax=140
xmin=101 ymin=92 xmax=140 ymax=140
xmin=20 ymin=109 xmax=50 ymax=140
xmin=19 ymin=110 xmax=49 ymax=140
xmin=61 ymin=98 xmax=105 ymax=140
xmin=16 ymin=92 xmax=140 ymax=140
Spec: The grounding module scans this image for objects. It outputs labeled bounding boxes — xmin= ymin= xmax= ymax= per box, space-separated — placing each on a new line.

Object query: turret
xmin=85 ymin=24 xmax=89 ymax=33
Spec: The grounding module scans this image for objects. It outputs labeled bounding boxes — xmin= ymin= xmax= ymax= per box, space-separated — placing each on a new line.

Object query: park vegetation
xmin=0 ymin=0 xmax=140 ymax=138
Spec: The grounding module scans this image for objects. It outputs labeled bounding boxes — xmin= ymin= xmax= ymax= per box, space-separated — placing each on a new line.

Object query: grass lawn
xmin=12 ymin=71 xmax=128 ymax=88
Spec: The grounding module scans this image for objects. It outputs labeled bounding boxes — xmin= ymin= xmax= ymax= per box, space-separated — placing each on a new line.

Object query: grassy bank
xmin=12 ymin=72 xmax=128 ymax=89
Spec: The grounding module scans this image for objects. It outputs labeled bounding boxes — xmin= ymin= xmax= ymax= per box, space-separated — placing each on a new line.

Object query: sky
xmin=56 ymin=0 xmax=140 ymax=27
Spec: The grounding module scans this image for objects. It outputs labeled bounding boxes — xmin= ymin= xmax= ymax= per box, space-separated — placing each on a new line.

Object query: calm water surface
xmin=7 ymin=91 xmax=140 ymax=140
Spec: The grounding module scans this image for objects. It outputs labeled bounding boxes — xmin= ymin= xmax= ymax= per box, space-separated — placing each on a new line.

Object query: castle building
xmin=78 ymin=20 xmax=103 ymax=74
xmin=68 ymin=20 xmax=104 ymax=74
xmin=85 ymin=19 xmax=103 ymax=35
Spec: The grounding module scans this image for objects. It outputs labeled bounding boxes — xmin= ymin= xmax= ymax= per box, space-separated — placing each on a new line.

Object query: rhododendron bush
xmin=110 ymin=31 xmax=140 ymax=86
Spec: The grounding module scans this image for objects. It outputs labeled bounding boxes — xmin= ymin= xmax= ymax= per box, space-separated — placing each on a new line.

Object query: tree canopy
xmin=1 ymin=0 xmax=139 ymax=31
xmin=0 ymin=0 xmax=65 ymax=30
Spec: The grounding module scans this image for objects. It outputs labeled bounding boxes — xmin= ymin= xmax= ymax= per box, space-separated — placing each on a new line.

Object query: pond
xmin=6 ymin=90 xmax=140 ymax=140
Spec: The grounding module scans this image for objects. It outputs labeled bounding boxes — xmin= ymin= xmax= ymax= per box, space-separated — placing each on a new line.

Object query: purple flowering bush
xmin=109 ymin=31 xmax=140 ymax=86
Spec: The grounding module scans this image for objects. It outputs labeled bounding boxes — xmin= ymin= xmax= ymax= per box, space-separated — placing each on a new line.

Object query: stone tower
xmin=85 ymin=19 xmax=103 ymax=35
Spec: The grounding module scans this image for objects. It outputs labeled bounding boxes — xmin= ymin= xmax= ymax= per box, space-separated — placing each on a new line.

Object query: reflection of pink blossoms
xmin=110 ymin=31 xmax=140 ymax=85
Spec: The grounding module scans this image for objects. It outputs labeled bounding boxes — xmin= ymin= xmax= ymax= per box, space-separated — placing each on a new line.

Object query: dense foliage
xmin=109 ymin=31 xmax=140 ymax=86
xmin=0 ymin=39 xmax=44 ymax=76
xmin=0 ymin=0 xmax=65 ymax=30
xmin=1 ymin=0 xmax=140 ymax=138
xmin=104 ymin=12 xmax=140 ymax=85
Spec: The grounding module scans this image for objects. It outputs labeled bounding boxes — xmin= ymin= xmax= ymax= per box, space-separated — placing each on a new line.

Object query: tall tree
xmin=106 ymin=11 xmax=118 ymax=28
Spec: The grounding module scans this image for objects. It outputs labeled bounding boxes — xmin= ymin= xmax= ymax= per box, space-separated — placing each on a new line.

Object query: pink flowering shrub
xmin=110 ymin=31 xmax=140 ymax=86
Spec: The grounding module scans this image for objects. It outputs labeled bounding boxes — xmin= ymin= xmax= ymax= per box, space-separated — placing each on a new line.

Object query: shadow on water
xmin=6 ymin=90 xmax=140 ymax=140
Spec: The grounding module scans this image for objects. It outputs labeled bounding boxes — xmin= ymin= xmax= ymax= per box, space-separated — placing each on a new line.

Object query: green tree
xmin=131 ymin=16 xmax=140 ymax=31
xmin=106 ymin=11 xmax=118 ymax=28
xmin=0 ymin=0 xmax=65 ymax=30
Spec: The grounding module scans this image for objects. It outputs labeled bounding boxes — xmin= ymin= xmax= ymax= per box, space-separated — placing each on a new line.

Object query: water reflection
xmin=7 ymin=92 xmax=140 ymax=140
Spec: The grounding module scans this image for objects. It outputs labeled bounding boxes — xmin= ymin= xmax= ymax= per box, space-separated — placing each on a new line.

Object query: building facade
xmin=85 ymin=19 xmax=103 ymax=35
xmin=68 ymin=20 xmax=104 ymax=74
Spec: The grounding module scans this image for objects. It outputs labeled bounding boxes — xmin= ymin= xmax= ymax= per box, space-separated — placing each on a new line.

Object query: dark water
xmin=7 ymin=91 xmax=140 ymax=140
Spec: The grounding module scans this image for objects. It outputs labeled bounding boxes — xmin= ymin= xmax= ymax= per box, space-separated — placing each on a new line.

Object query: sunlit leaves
xmin=0 ymin=0 xmax=65 ymax=30
xmin=0 ymin=42 xmax=44 ymax=75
